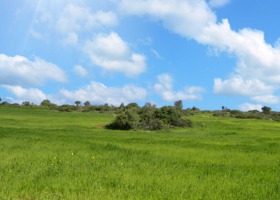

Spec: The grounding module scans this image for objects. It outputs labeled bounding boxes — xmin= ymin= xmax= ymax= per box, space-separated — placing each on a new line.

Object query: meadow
xmin=0 ymin=107 xmax=280 ymax=199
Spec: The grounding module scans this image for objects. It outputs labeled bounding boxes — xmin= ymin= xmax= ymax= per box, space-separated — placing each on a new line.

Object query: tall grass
xmin=0 ymin=107 xmax=280 ymax=199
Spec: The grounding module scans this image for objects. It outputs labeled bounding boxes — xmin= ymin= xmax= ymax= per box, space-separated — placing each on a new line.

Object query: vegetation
xmin=84 ymin=101 xmax=91 ymax=107
xmin=75 ymin=101 xmax=81 ymax=107
xmin=0 ymin=106 xmax=280 ymax=199
xmin=213 ymin=106 xmax=280 ymax=121
xmin=262 ymin=106 xmax=271 ymax=114
xmin=107 ymin=101 xmax=192 ymax=130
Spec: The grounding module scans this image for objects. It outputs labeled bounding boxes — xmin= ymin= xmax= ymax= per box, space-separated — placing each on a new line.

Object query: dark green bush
xmin=107 ymin=102 xmax=193 ymax=131
xmin=140 ymin=118 xmax=164 ymax=130
xmin=57 ymin=105 xmax=77 ymax=112
xmin=106 ymin=108 xmax=140 ymax=130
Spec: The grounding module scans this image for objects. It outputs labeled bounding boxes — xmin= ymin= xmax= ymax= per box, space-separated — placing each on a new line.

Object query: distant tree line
xmin=0 ymin=99 xmax=120 ymax=113
xmin=1 ymin=97 xmax=279 ymax=125
xmin=213 ymin=106 xmax=280 ymax=121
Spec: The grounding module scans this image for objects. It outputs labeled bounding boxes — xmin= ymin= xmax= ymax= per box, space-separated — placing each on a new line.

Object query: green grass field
xmin=0 ymin=107 xmax=280 ymax=199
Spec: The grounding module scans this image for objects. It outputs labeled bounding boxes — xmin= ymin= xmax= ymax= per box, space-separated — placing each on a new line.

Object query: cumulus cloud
xmin=59 ymin=81 xmax=147 ymax=105
xmin=199 ymin=20 xmax=280 ymax=83
xmin=0 ymin=54 xmax=67 ymax=86
xmin=203 ymin=21 xmax=280 ymax=98
xmin=119 ymin=0 xmax=280 ymax=101
xmin=2 ymin=85 xmax=47 ymax=104
xmin=154 ymin=74 xmax=204 ymax=101
xmin=238 ymin=103 xmax=263 ymax=112
xmin=84 ymin=32 xmax=147 ymax=77
xmin=73 ymin=65 xmax=88 ymax=77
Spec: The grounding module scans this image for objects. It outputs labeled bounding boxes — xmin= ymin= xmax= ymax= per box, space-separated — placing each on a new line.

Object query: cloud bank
xmin=59 ymin=82 xmax=147 ymax=106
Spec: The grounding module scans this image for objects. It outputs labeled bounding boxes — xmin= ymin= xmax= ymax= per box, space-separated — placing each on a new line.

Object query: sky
xmin=1 ymin=0 xmax=280 ymax=111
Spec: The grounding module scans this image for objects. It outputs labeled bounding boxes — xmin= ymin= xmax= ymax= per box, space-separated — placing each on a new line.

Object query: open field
xmin=0 ymin=107 xmax=280 ymax=199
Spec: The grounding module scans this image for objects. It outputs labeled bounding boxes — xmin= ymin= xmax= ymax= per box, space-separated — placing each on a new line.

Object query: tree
xmin=22 ymin=101 xmax=31 ymax=107
xmin=191 ymin=106 xmax=200 ymax=111
xmin=262 ymin=106 xmax=271 ymax=114
xmin=141 ymin=103 xmax=156 ymax=120
xmin=40 ymin=99 xmax=57 ymax=109
xmin=41 ymin=99 xmax=51 ymax=106
xmin=174 ymin=100 xmax=183 ymax=111
xmin=75 ymin=101 xmax=81 ymax=107
xmin=119 ymin=103 xmax=125 ymax=109
xmin=84 ymin=101 xmax=91 ymax=107
xmin=0 ymin=97 xmax=2 ymax=102
xmin=126 ymin=102 xmax=140 ymax=109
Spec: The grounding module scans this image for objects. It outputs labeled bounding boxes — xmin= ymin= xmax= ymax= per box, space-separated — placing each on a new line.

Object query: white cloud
xmin=2 ymin=85 xmax=47 ymax=104
xmin=199 ymin=20 xmax=280 ymax=84
xmin=214 ymin=76 xmax=274 ymax=96
xmin=30 ymin=1 xmax=118 ymax=46
xmin=84 ymin=32 xmax=147 ymax=77
xmin=154 ymin=74 xmax=204 ymax=101
xmin=196 ymin=18 xmax=280 ymax=99
xmin=0 ymin=54 xmax=67 ymax=86
xmin=73 ymin=65 xmax=88 ymax=77
xmin=119 ymin=0 xmax=280 ymax=100
xmin=56 ymin=4 xmax=118 ymax=34
xmin=119 ymin=0 xmax=216 ymax=39
xmin=238 ymin=103 xmax=263 ymax=112
xmin=59 ymin=81 xmax=147 ymax=105
xmin=208 ymin=0 xmax=230 ymax=8
xmin=251 ymin=95 xmax=280 ymax=104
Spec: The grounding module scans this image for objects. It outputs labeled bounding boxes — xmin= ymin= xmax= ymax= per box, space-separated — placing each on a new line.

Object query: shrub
xmin=107 ymin=101 xmax=193 ymax=131
xmin=176 ymin=118 xmax=193 ymax=127
xmin=155 ymin=106 xmax=182 ymax=126
xmin=262 ymin=106 xmax=271 ymax=114
xmin=107 ymin=108 xmax=140 ymax=130
xmin=57 ymin=105 xmax=77 ymax=112
xmin=141 ymin=118 xmax=164 ymax=130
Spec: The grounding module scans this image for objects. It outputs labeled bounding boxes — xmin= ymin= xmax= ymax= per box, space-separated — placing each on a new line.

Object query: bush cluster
xmin=213 ymin=106 xmax=280 ymax=121
xmin=106 ymin=102 xmax=192 ymax=131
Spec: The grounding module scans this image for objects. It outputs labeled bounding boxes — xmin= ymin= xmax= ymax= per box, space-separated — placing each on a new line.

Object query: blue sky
xmin=1 ymin=0 xmax=280 ymax=111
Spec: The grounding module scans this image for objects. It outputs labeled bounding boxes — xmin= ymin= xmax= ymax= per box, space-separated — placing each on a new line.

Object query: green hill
xmin=0 ymin=107 xmax=279 ymax=199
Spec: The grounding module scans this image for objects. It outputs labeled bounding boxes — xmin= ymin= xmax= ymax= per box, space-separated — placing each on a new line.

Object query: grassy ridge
xmin=0 ymin=107 xmax=280 ymax=199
